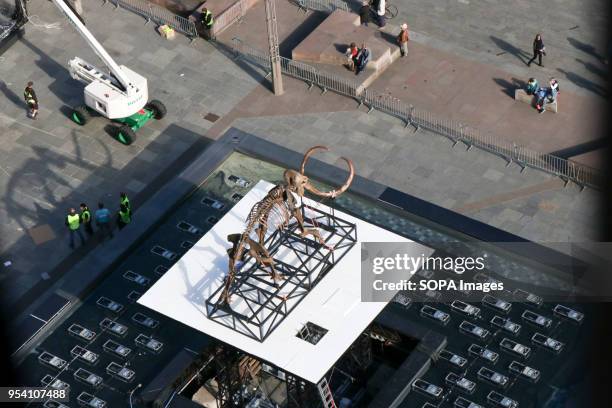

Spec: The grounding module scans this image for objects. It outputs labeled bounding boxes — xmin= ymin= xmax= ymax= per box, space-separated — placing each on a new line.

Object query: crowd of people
xmin=525 ymin=77 xmax=560 ymax=113
xmin=65 ymin=192 xmax=132 ymax=249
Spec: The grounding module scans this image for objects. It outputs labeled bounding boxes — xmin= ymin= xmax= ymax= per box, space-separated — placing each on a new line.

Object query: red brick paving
xmin=370 ymin=41 xmax=607 ymax=167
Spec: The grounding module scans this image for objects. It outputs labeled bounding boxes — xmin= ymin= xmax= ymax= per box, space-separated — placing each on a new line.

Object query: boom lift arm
xmin=50 ymin=0 xmax=135 ymax=94
xmin=45 ymin=0 xmax=165 ymax=145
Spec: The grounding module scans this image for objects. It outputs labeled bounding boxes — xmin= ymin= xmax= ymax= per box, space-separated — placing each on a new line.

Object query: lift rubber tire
xmin=71 ymin=106 xmax=90 ymax=126
xmin=146 ymin=99 xmax=167 ymax=120
xmin=116 ymin=125 xmax=136 ymax=145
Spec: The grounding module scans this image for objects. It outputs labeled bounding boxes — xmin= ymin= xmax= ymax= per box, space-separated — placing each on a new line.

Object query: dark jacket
xmin=359 ymin=5 xmax=370 ymax=23
xmin=533 ymin=37 xmax=545 ymax=53
xmin=357 ymin=48 xmax=371 ymax=67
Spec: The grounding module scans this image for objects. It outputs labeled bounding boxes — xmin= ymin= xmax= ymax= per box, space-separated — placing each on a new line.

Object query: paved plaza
xmin=0 ymin=0 xmax=260 ymax=307
xmin=221 ymin=0 xmax=609 ymax=167
xmin=0 ymin=0 xmax=606 ymax=321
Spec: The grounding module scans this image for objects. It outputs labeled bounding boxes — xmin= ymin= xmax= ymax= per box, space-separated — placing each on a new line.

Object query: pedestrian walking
xmin=397 ymin=23 xmax=409 ymax=57
xmin=527 ymin=33 xmax=546 ymax=67
xmin=65 ymin=208 xmax=85 ymax=249
xmin=359 ymin=1 xmax=370 ymax=26
xmin=24 ymin=81 xmax=38 ymax=119
xmin=376 ymin=0 xmax=386 ymax=27
xmin=95 ymin=202 xmax=113 ymax=240
xmin=120 ymin=192 xmax=131 ymax=212
xmin=80 ymin=203 xmax=94 ymax=236
xmin=117 ymin=203 xmax=132 ymax=230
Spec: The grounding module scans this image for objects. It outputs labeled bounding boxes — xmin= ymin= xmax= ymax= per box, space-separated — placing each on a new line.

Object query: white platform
xmin=138 ymin=180 xmax=423 ymax=383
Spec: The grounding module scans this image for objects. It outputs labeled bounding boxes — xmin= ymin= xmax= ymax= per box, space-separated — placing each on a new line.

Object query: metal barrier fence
xmin=232 ymin=37 xmax=272 ymax=70
xmin=213 ymin=0 xmax=245 ymax=37
xmin=106 ymin=0 xmax=198 ymax=39
xmin=292 ymin=0 xmax=349 ymax=12
xmin=362 ymin=90 xmax=603 ymax=189
xmin=231 ymin=37 xmax=602 ymax=190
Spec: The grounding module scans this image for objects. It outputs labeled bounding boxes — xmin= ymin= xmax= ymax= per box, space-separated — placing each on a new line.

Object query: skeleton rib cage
xmin=219 ymin=146 xmax=355 ymax=305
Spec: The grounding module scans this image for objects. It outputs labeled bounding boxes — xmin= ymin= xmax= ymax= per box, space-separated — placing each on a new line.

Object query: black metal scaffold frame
xmin=206 ymin=203 xmax=357 ymax=342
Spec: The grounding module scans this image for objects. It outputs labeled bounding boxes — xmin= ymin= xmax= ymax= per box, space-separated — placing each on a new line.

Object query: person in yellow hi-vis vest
xmin=66 ymin=208 xmax=85 ymax=248
xmin=117 ymin=203 xmax=132 ymax=230
xmin=24 ymin=81 xmax=39 ymax=119
xmin=201 ymin=7 xmax=214 ymax=40
xmin=120 ymin=192 xmax=131 ymax=212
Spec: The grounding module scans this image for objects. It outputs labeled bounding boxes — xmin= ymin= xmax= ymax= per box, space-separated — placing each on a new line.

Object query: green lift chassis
xmin=70 ymin=100 xmax=167 ymax=145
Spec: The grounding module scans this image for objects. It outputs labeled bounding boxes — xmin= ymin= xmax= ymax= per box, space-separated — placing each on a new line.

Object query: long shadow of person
xmin=493 ymin=77 xmax=528 ymax=98
xmin=0 ymin=80 xmax=26 ymax=116
xmin=489 ymin=36 xmax=531 ymax=66
xmin=557 ymin=68 xmax=608 ymax=99
xmin=567 ymin=37 xmax=605 ymax=63
xmin=575 ymin=58 xmax=608 ymax=79
xmin=19 ymin=37 xmax=82 ymax=105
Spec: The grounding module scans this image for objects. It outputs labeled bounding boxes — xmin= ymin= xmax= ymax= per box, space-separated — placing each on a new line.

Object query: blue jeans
xmin=356 ymin=61 xmax=368 ymax=75
xmin=69 ymin=228 xmax=85 ymax=248
xmin=97 ymin=222 xmax=113 ymax=240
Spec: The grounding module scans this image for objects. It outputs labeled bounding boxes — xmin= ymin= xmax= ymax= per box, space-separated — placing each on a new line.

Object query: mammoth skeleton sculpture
xmin=220 ymin=146 xmax=355 ymax=305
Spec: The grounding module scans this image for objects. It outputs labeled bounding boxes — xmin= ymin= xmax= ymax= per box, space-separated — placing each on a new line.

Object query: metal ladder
xmin=317 ymin=377 xmax=336 ymax=408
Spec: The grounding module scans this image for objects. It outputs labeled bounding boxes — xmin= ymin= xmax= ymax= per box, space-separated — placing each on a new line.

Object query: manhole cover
xmin=204 ymin=113 xmax=220 ymax=122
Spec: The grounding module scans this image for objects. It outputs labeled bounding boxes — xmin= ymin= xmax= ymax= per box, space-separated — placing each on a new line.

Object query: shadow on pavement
xmin=19 ymin=37 xmax=82 ymax=106
xmin=575 ymin=58 xmax=608 ymax=79
xmin=567 ymin=37 xmax=605 ymax=64
xmin=210 ymin=39 xmax=270 ymax=92
xmin=548 ymin=138 xmax=609 ymax=159
xmin=279 ymin=10 xmax=328 ymax=57
xmin=557 ymin=68 xmax=608 ymax=98
xmin=489 ymin=35 xmax=530 ymax=66
xmin=492 ymin=77 xmax=526 ymax=98
xmin=3 ymin=123 xmax=212 ymax=319
xmin=0 ymin=80 xmax=24 ymax=110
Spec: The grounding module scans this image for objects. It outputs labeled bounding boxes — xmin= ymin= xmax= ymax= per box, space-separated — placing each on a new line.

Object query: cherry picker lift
xmin=51 ymin=0 xmax=166 ymax=145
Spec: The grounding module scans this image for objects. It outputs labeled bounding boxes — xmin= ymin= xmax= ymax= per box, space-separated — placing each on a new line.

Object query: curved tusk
xmin=305 ymin=157 xmax=355 ymax=198
xmin=300 ymin=145 xmax=329 ymax=175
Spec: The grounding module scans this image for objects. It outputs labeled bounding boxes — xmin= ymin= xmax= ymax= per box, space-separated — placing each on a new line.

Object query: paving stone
xmin=412 ymin=166 xmax=434 ymax=178
xmin=125 ymin=179 xmax=147 ymax=194
xmin=482 ymin=168 xmax=505 ymax=181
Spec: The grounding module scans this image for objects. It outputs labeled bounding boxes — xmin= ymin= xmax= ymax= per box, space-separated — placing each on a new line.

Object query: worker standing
xmin=66 ymin=208 xmax=85 ymax=249
xmin=117 ymin=203 xmax=132 ymax=230
xmin=80 ymin=203 xmax=94 ymax=236
xmin=201 ymin=7 xmax=214 ymax=39
xmin=120 ymin=192 xmax=131 ymax=212
xmin=24 ymin=81 xmax=38 ymax=119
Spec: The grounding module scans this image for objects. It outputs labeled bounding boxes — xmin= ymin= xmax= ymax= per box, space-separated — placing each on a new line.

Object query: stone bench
xmin=514 ymin=88 xmax=558 ymax=113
